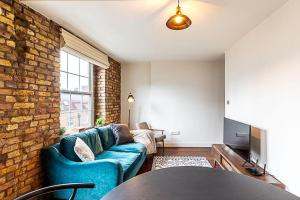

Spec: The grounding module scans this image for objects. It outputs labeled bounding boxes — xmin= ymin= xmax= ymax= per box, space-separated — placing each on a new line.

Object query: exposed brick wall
xmin=94 ymin=57 xmax=121 ymax=124
xmin=0 ymin=0 xmax=60 ymax=199
xmin=0 ymin=0 xmax=121 ymax=199
xmin=94 ymin=64 xmax=105 ymax=123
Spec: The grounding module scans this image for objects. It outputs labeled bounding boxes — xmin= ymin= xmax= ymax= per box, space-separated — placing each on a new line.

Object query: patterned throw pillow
xmin=74 ymin=137 xmax=95 ymax=162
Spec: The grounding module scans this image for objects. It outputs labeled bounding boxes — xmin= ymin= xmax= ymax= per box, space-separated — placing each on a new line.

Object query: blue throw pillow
xmin=96 ymin=126 xmax=116 ymax=150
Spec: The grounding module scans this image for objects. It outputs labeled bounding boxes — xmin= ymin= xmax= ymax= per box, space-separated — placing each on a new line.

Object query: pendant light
xmin=166 ymin=0 xmax=192 ymax=30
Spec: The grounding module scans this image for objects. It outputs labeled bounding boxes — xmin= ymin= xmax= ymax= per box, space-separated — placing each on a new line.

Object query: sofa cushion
xmin=110 ymin=124 xmax=133 ymax=145
xmin=60 ymin=129 xmax=103 ymax=162
xmin=74 ymin=137 xmax=95 ymax=162
xmin=95 ymin=151 xmax=140 ymax=172
xmin=96 ymin=126 xmax=116 ymax=150
xmin=109 ymin=143 xmax=146 ymax=154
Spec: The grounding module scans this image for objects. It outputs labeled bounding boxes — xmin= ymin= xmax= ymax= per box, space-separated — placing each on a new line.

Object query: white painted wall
xmin=150 ymin=61 xmax=225 ymax=147
xmin=121 ymin=62 xmax=151 ymax=128
xmin=121 ymin=61 xmax=225 ymax=147
xmin=225 ymin=0 xmax=300 ymax=196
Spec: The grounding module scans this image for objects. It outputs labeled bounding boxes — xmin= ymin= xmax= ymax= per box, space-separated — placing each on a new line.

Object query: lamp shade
xmin=127 ymin=93 xmax=135 ymax=103
xmin=166 ymin=5 xmax=192 ymax=30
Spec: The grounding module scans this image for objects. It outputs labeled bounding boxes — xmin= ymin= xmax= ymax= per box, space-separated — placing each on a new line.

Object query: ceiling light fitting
xmin=166 ymin=0 xmax=192 ymax=30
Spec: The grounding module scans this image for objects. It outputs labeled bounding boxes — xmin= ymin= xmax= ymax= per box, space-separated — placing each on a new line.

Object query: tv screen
xmin=224 ymin=118 xmax=251 ymax=161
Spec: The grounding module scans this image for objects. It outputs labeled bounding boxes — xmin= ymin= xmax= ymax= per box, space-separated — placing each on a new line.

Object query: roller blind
xmin=61 ymin=29 xmax=109 ymax=69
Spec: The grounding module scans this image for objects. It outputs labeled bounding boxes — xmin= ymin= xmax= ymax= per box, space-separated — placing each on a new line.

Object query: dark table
xmin=102 ymin=166 xmax=299 ymax=200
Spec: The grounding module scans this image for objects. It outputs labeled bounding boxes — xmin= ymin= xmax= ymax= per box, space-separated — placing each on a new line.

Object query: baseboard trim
xmin=163 ymin=143 xmax=213 ymax=147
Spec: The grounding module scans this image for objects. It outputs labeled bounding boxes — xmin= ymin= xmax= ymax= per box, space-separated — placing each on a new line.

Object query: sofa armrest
xmin=41 ymin=147 xmax=123 ymax=199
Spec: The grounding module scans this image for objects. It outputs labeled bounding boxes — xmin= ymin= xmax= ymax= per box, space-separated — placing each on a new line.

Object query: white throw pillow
xmin=74 ymin=137 xmax=95 ymax=162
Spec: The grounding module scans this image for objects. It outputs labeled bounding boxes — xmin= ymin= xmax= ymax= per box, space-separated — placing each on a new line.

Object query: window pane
xmin=69 ymin=112 xmax=80 ymax=128
xmin=60 ymin=72 xmax=68 ymax=90
xmin=80 ymin=111 xmax=91 ymax=127
xmin=80 ymin=60 xmax=89 ymax=77
xmin=60 ymin=51 xmax=67 ymax=71
xmin=80 ymin=77 xmax=89 ymax=92
xmin=71 ymin=94 xmax=81 ymax=111
xmin=82 ymin=95 xmax=91 ymax=110
xmin=60 ymin=113 xmax=69 ymax=129
xmin=61 ymin=93 xmax=70 ymax=112
xmin=68 ymin=74 xmax=79 ymax=91
xmin=60 ymin=51 xmax=92 ymax=130
xmin=68 ymin=54 xmax=79 ymax=74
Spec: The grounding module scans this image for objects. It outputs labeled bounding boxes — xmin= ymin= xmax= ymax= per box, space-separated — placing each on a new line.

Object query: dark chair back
xmin=14 ymin=183 xmax=95 ymax=200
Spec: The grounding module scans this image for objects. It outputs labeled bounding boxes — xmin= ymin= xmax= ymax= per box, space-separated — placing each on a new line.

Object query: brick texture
xmin=94 ymin=57 xmax=121 ymax=125
xmin=0 ymin=0 xmax=61 ymax=199
xmin=0 ymin=0 xmax=121 ymax=199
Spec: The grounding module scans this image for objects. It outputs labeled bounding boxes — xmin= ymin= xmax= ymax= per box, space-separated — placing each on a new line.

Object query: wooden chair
xmin=136 ymin=122 xmax=166 ymax=154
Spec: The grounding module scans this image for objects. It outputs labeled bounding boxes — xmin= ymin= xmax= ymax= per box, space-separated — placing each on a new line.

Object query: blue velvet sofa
xmin=42 ymin=126 xmax=147 ymax=200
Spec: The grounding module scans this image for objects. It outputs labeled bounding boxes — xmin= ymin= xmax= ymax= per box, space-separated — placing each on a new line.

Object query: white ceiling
xmin=23 ymin=0 xmax=287 ymax=62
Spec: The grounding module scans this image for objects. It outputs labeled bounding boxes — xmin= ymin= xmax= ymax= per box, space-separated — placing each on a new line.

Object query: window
xmin=60 ymin=51 xmax=93 ymax=131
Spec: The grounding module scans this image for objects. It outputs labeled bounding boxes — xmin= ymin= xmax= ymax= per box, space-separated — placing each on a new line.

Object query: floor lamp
xmin=127 ymin=93 xmax=135 ymax=129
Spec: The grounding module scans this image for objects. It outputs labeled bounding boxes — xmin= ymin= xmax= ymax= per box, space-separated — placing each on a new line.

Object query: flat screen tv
xmin=224 ymin=118 xmax=251 ymax=162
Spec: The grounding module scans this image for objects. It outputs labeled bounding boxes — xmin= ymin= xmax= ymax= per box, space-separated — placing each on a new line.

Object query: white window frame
xmin=60 ymin=50 xmax=94 ymax=130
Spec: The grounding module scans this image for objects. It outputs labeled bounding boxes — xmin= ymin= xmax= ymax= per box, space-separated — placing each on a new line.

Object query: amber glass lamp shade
xmin=166 ymin=5 xmax=192 ymax=30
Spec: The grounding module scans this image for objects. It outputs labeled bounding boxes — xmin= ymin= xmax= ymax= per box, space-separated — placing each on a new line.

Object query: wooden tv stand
xmin=211 ymin=144 xmax=285 ymax=189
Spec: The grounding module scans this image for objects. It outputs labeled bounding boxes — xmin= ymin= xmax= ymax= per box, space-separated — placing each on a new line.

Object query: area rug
xmin=152 ymin=156 xmax=212 ymax=170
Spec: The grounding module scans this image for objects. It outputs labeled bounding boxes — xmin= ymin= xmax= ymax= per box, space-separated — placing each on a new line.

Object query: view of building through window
xmin=60 ymin=51 xmax=93 ymax=132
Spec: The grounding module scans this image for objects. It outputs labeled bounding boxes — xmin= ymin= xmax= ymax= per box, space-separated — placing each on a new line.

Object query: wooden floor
xmin=138 ymin=147 xmax=214 ymax=175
